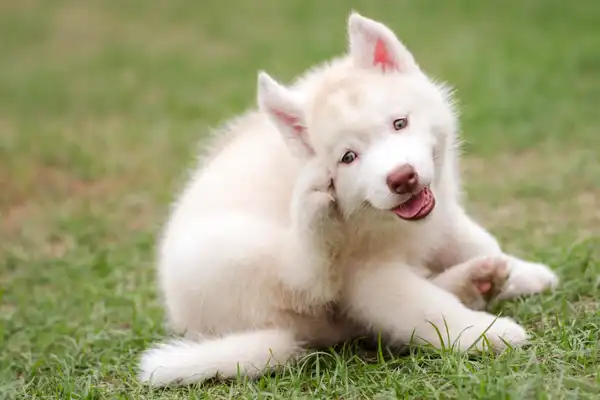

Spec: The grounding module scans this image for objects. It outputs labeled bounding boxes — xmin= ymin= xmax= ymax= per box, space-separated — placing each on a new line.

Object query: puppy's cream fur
xmin=138 ymin=13 xmax=559 ymax=387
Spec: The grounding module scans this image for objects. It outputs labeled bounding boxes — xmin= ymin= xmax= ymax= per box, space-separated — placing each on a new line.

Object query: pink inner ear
xmin=373 ymin=38 xmax=397 ymax=72
xmin=272 ymin=109 xmax=305 ymax=135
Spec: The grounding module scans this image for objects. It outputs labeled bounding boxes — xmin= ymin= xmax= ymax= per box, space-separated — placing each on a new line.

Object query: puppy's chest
xmin=340 ymin=224 xmax=442 ymax=268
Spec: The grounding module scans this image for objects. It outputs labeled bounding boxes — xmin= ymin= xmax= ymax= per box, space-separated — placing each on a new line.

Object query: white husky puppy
xmin=138 ymin=12 xmax=559 ymax=387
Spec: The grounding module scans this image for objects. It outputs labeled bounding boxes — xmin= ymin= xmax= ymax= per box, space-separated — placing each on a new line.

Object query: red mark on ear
xmin=373 ymin=38 xmax=396 ymax=72
xmin=272 ymin=109 xmax=305 ymax=135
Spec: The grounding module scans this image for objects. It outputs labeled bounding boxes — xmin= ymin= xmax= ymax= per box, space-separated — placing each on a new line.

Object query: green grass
xmin=1 ymin=0 xmax=599 ymax=398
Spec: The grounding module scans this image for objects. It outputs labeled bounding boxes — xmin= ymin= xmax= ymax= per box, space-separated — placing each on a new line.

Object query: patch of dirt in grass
xmin=572 ymin=296 xmax=599 ymax=314
xmin=462 ymin=144 xmax=600 ymax=249
xmin=0 ymin=0 xmax=37 ymax=12
xmin=48 ymin=2 xmax=241 ymax=61
xmin=1 ymin=164 xmax=120 ymax=209
xmin=46 ymin=2 xmax=118 ymax=61
xmin=0 ymin=161 xmax=159 ymax=260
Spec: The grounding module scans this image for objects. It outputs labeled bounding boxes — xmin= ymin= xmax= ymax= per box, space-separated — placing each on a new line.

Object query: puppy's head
xmin=258 ymin=12 xmax=458 ymax=222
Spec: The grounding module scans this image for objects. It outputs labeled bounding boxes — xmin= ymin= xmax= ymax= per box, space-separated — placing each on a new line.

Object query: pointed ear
xmin=257 ymin=71 xmax=314 ymax=159
xmin=347 ymin=12 xmax=419 ymax=74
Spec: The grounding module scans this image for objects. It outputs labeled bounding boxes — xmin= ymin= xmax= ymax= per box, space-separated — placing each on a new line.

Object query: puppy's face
xmin=258 ymin=12 xmax=457 ymax=221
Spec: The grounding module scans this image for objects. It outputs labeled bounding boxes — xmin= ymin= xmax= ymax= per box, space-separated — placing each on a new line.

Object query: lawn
xmin=1 ymin=0 xmax=599 ymax=398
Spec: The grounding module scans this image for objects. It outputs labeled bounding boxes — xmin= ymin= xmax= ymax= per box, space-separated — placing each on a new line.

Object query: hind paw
xmin=469 ymin=256 xmax=509 ymax=301
xmin=453 ymin=256 xmax=510 ymax=310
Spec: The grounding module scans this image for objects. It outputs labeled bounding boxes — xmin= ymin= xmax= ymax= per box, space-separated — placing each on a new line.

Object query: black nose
xmin=386 ymin=165 xmax=418 ymax=194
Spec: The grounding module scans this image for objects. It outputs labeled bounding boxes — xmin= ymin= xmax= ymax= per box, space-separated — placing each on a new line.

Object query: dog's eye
xmin=393 ymin=117 xmax=408 ymax=131
xmin=340 ymin=151 xmax=357 ymax=164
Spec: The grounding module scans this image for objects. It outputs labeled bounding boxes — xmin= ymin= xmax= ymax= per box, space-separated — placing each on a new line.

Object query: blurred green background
xmin=1 ymin=0 xmax=599 ymax=398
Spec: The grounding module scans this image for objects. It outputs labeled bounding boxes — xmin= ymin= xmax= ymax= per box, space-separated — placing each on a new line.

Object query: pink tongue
xmin=394 ymin=190 xmax=429 ymax=219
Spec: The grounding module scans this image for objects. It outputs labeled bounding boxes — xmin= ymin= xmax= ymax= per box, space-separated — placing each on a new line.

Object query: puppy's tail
xmin=138 ymin=329 xmax=302 ymax=387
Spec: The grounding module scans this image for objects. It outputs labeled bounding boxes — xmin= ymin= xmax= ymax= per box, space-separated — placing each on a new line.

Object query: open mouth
xmin=391 ymin=187 xmax=435 ymax=221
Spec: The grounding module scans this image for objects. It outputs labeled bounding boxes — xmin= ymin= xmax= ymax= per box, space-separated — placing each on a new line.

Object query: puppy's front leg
xmin=344 ymin=264 xmax=528 ymax=352
xmin=436 ymin=207 xmax=559 ymax=301
xmin=280 ymin=160 xmax=344 ymax=303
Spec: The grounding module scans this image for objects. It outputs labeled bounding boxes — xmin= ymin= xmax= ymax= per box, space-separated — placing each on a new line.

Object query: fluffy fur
xmin=137 ymin=12 xmax=559 ymax=387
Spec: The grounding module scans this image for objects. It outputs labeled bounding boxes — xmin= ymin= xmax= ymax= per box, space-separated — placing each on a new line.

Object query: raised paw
xmin=292 ymin=159 xmax=334 ymax=209
xmin=290 ymin=159 xmax=344 ymax=242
